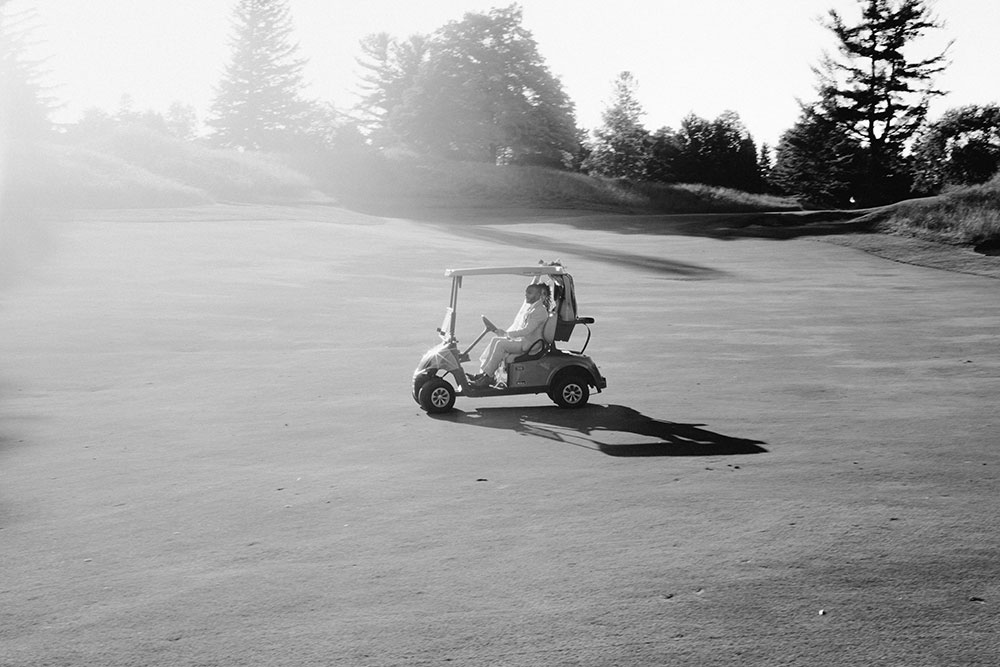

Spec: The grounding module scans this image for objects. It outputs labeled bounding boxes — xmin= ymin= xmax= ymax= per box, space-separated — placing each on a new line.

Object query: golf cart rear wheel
xmin=551 ymin=375 xmax=589 ymax=409
xmin=418 ymin=378 xmax=456 ymax=414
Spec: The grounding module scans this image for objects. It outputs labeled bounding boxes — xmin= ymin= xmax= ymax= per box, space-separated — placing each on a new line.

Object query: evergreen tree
xmin=757 ymin=143 xmax=773 ymax=190
xmin=910 ymin=104 xmax=1000 ymax=193
xmin=165 ymin=102 xmax=198 ymax=141
xmin=816 ymin=0 xmax=949 ymax=204
xmin=583 ymin=71 xmax=650 ymax=179
xmin=388 ymin=5 xmax=578 ymax=165
xmin=1 ymin=1 xmax=50 ymax=148
xmin=355 ymin=32 xmax=428 ymax=148
xmin=673 ymin=111 xmax=761 ymax=191
xmin=646 ymin=126 xmax=683 ymax=183
xmin=770 ymin=103 xmax=863 ymax=208
xmin=208 ymin=0 xmax=309 ymax=151
xmin=1 ymin=0 xmax=52 ymax=207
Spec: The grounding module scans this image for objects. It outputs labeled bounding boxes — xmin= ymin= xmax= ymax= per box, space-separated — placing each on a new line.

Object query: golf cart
xmin=413 ymin=262 xmax=607 ymax=414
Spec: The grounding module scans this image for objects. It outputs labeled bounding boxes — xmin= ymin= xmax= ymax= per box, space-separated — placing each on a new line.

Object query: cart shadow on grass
xmin=433 ymin=404 xmax=767 ymax=457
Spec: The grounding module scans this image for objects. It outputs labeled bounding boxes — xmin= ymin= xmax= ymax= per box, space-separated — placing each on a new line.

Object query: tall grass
xmin=862 ymin=174 xmax=1000 ymax=245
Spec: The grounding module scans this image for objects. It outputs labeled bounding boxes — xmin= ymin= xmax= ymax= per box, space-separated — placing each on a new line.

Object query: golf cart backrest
xmin=512 ymin=312 xmax=558 ymax=363
xmin=550 ymin=273 xmax=579 ymax=342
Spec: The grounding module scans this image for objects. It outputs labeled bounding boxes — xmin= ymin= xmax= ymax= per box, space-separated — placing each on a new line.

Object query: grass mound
xmin=13 ymin=126 xmax=323 ymax=209
xmin=857 ymin=175 xmax=1000 ymax=247
xmin=323 ymin=150 xmax=801 ymax=215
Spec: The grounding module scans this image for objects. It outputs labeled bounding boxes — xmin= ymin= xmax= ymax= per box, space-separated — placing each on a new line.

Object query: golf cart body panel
xmin=413 ymin=262 xmax=606 ymax=412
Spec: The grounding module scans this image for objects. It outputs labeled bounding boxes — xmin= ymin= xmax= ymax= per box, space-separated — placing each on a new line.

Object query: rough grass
xmin=323 ymin=150 xmax=801 ymax=214
xmin=857 ymin=174 xmax=1000 ymax=246
xmin=11 ymin=126 xmax=323 ymax=209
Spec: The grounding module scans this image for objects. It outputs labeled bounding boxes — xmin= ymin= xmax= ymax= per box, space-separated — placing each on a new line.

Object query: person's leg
xmin=481 ymin=338 xmax=522 ymax=376
xmin=478 ymin=336 xmax=502 ymax=375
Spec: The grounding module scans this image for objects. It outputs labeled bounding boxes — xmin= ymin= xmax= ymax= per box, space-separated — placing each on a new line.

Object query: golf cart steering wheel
xmin=481 ymin=315 xmax=501 ymax=334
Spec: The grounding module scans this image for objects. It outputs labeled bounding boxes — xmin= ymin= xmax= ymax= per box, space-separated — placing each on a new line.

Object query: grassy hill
xmin=11 ymin=126 xmax=323 ymax=209
xmin=12 ymin=127 xmax=797 ymax=215
xmin=7 ymin=127 xmax=999 ymax=249
xmin=854 ymin=175 xmax=1000 ymax=251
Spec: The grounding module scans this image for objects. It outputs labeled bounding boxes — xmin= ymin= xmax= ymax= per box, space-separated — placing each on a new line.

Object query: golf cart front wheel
xmin=551 ymin=375 xmax=589 ymax=409
xmin=418 ymin=378 xmax=456 ymax=413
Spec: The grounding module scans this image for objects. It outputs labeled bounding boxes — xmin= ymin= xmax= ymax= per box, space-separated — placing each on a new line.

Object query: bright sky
xmin=26 ymin=0 xmax=1000 ymax=146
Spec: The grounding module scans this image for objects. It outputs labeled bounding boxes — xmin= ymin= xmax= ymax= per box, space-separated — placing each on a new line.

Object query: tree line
xmin=5 ymin=0 xmax=1000 ymax=209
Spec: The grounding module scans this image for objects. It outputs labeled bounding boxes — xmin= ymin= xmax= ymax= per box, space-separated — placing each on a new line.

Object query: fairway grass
xmin=1 ymin=204 xmax=998 ymax=666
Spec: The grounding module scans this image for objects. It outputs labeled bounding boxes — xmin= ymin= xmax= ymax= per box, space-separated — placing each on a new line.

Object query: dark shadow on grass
xmin=343 ymin=196 xmax=873 ymax=241
xmin=400 ymin=210 xmax=876 ymax=279
xmin=544 ymin=210 xmax=876 ymax=241
xmin=433 ymin=224 xmax=726 ymax=279
xmin=432 ymin=404 xmax=767 ymax=457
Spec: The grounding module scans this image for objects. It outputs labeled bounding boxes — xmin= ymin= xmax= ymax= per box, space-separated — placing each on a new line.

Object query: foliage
xmin=207 ymin=0 xmax=310 ymax=151
xmin=910 ymin=104 xmax=1000 ymax=194
xmin=354 ymin=32 xmax=428 ymax=148
xmin=670 ymin=111 xmax=762 ymax=192
xmin=165 ymin=102 xmax=199 ymax=142
xmin=359 ymin=4 xmax=579 ymax=166
xmin=582 ymin=71 xmax=651 ymax=179
xmin=1 ymin=0 xmax=53 ymax=206
xmin=815 ymin=0 xmax=949 ymax=205
xmin=770 ymin=103 xmax=864 ymax=208
xmin=859 ymin=173 xmax=1000 ymax=245
xmin=66 ymin=101 xmax=197 ymax=143
xmin=645 ymin=127 xmax=682 ymax=183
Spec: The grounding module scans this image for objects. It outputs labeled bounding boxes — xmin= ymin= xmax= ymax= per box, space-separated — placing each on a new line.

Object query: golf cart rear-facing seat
xmin=510 ymin=313 xmax=596 ymax=364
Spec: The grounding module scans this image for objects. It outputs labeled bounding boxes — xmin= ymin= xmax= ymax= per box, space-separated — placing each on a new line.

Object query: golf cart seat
xmin=510 ymin=312 xmax=558 ymax=363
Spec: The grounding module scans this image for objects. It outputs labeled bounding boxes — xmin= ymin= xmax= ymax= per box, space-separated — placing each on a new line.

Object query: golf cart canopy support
xmin=445 ymin=266 xmax=568 ymax=278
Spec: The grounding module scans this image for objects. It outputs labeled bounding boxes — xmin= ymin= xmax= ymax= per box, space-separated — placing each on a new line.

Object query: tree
xmin=387 ymin=5 xmax=578 ymax=166
xmin=1 ymin=0 xmax=51 ymax=149
xmin=1 ymin=0 xmax=52 ymax=208
xmin=165 ymin=102 xmax=199 ymax=141
xmin=757 ymin=143 xmax=773 ymax=189
xmin=910 ymin=104 xmax=1000 ymax=193
xmin=815 ymin=0 xmax=949 ymax=204
xmin=207 ymin=0 xmax=309 ymax=151
xmin=583 ymin=71 xmax=650 ymax=179
xmin=770 ymin=103 xmax=863 ymax=208
xmin=646 ymin=126 xmax=683 ymax=183
xmin=672 ymin=111 xmax=761 ymax=191
xmin=355 ymin=32 xmax=427 ymax=147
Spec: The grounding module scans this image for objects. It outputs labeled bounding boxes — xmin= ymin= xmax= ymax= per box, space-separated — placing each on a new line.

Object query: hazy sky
xmin=27 ymin=0 xmax=1000 ymax=146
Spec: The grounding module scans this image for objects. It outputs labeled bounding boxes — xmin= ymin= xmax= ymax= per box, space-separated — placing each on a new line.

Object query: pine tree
xmin=583 ymin=71 xmax=650 ymax=179
xmin=208 ymin=0 xmax=309 ymax=151
xmin=1 ymin=1 xmax=51 ymax=148
xmin=1 ymin=0 xmax=52 ymax=208
xmin=770 ymin=103 xmax=863 ymax=208
xmin=816 ymin=0 xmax=949 ymax=204
xmin=355 ymin=32 xmax=427 ymax=148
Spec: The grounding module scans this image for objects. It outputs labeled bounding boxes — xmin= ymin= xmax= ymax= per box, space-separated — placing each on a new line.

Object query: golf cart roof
xmin=445 ymin=265 xmax=567 ymax=278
